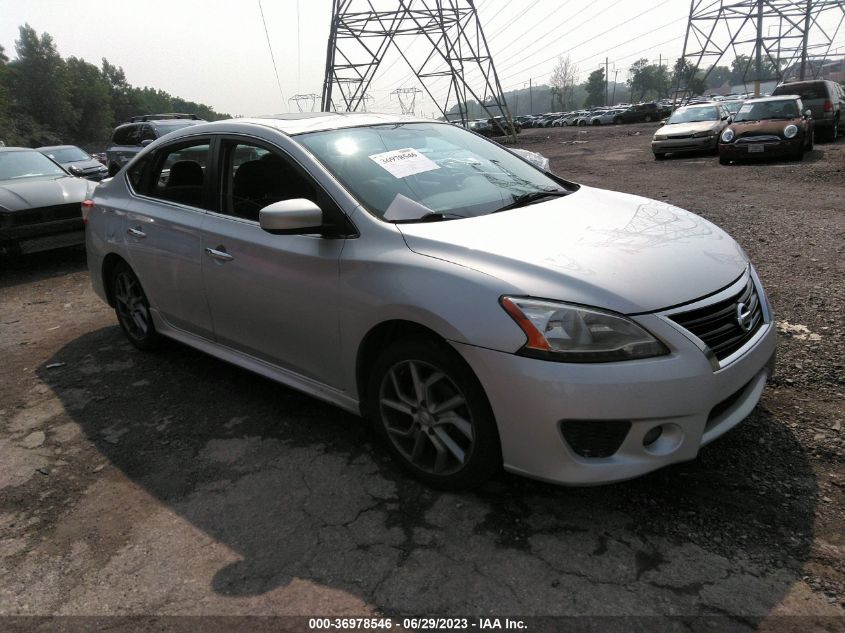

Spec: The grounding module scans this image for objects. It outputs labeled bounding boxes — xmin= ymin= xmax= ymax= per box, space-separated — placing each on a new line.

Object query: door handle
xmin=127 ymin=227 xmax=146 ymax=238
xmin=204 ymin=247 xmax=234 ymax=262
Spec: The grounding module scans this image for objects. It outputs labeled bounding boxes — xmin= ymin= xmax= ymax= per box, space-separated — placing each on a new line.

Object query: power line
xmin=258 ymin=0 xmax=286 ymax=110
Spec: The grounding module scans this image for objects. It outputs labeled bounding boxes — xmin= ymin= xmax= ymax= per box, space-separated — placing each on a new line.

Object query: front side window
xmin=297 ymin=123 xmax=569 ymax=222
xmin=138 ymin=141 xmax=211 ymax=209
xmin=219 ymin=141 xmax=317 ymax=222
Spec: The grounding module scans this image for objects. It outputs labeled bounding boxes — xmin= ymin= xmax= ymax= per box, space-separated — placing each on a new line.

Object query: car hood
xmin=728 ymin=117 xmax=801 ymax=137
xmin=656 ymin=120 xmax=721 ymax=136
xmin=0 ymin=175 xmax=92 ymax=212
xmin=396 ymin=187 xmax=748 ymax=314
xmin=63 ymin=159 xmax=107 ymax=172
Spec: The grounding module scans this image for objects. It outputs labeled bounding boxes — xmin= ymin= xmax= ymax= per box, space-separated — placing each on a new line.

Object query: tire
xmin=614 ymin=117 xmax=623 ymax=125
xmin=111 ymin=262 xmax=161 ymax=351
xmin=644 ymin=114 xmax=653 ymax=122
xmin=653 ymin=152 xmax=666 ymax=161
xmin=719 ymin=154 xmax=730 ymax=165
xmin=791 ymin=144 xmax=805 ymax=162
xmin=366 ymin=339 xmax=501 ymax=490
xmin=827 ymin=116 xmax=839 ymax=142
xmin=808 ymin=129 xmax=815 ymax=151
xmin=592 ymin=120 xmax=600 ymax=126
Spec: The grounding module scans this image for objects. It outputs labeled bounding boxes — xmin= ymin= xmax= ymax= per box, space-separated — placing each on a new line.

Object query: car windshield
xmin=735 ymin=100 xmax=799 ymax=121
xmin=43 ymin=147 xmax=90 ymax=163
xmin=297 ymin=123 xmax=567 ymax=222
xmin=723 ymin=101 xmax=743 ymax=114
xmin=667 ymin=106 xmax=720 ymax=123
xmin=0 ymin=151 xmax=66 ymax=180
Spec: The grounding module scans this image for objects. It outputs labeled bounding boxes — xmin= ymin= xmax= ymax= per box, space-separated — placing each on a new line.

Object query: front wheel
xmin=111 ymin=263 xmax=161 ymax=350
xmin=719 ymin=154 xmax=730 ymax=165
xmin=653 ymin=152 xmax=666 ymax=161
xmin=366 ymin=340 xmax=501 ymax=489
xmin=807 ymin=129 xmax=815 ymax=151
xmin=644 ymin=114 xmax=653 ymax=122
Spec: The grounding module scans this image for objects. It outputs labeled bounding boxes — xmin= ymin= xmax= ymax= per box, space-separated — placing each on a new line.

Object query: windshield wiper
xmin=393 ymin=212 xmax=467 ymax=224
xmin=492 ymin=190 xmax=569 ymax=213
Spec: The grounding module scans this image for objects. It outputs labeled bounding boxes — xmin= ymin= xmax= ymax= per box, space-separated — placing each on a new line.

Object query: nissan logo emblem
xmin=736 ymin=302 xmax=754 ymax=332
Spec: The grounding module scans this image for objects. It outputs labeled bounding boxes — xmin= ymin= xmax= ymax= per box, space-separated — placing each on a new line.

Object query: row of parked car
xmin=651 ymin=79 xmax=843 ymax=163
xmin=520 ymin=101 xmax=676 ymax=128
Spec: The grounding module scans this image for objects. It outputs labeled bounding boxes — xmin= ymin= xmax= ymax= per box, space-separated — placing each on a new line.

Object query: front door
xmin=200 ymin=138 xmax=347 ymax=387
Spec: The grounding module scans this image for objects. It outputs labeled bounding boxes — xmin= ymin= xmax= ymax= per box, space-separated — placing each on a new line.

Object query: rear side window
xmin=113 ymin=125 xmax=141 ymax=146
xmin=137 ymin=140 xmax=212 ymax=210
xmin=773 ymin=82 xmax=826 ymax=100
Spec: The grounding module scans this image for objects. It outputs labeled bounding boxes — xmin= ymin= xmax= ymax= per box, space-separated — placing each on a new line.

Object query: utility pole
xmin=529 ymin=78 xmax=533 ymax=114
xmin=611 ymin=69 xmax=619 ymax=105
xmin=754 ymin=0 xmax=764 ymax=96
xmin=605 ymin=57 xmax=609 ymax=106
xmin=800 ymin=0 xmax=812 ymax=79
xmin=322 ymin=0 xmax=517 ymax=140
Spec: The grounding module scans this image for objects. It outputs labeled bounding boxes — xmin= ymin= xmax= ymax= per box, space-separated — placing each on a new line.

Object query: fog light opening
xmin=643 ymin=425 xmax=663 ymax=447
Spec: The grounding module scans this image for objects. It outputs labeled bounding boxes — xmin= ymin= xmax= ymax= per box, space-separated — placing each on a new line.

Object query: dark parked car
xmin=0 ymin=147 xmax=94 ymax=256
xmin=771 ymin=79 xmax=843 ymax=141
xmin=718 ymin=95 xmax=814 ymax=164
xmin=105 ymin=114 xmax=205 ymax=177
xmin=38 ymin=145 xmax=109 ymax=181
xmin=615 ymin=102 xmax=670 ymax=124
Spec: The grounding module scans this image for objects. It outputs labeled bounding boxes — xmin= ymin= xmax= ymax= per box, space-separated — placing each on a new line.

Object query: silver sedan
xmin=85 ymin=113 xmax=776 ymax=489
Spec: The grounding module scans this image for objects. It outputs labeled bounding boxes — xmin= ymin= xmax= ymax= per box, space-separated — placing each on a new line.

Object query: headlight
xmin=693 ymin=130 xmax=714 ymax=138
xmin=500 ymin=296 xmax=669 ymax=362
xmin=653 ymin=134 xmax=667 ymax=141
xmin=721 ymin=128 xmax=735 ymax=142
xmin=783 ymin=124 xmax=798 ymax=138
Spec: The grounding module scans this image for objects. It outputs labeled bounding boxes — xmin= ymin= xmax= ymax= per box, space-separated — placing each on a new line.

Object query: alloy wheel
xmin=114 ymin=271 xmax=151 ymax=341
xmin=378 ymin=359 xmax=475 ymax=476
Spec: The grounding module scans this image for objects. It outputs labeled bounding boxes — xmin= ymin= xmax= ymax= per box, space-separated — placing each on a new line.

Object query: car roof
xmin=214 ymin=112 xmax=429 ymax=135
xmin=743 ymin=95 xmax=800 ymax=103
xmin=36 ymin=145 xmax=79 ymax=151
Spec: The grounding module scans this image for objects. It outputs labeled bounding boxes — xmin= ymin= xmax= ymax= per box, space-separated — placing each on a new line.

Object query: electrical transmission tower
xmin=321 ymin=0 xmax=516 ymax=139
xmin=391 ymin=87 xmax=423 ymax=114
xmin=676 ymin=0 xmax=845 ymax=98
xmin=288 ymin=93 xmax=320 ymax=112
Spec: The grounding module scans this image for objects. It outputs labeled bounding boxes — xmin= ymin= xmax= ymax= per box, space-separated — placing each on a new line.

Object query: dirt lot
xmin=1 ymin=123 xmax=843 ymax=632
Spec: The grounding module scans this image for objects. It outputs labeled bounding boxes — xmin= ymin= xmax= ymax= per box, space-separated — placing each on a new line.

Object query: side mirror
xmin=259 ymin=199 xmax=324 ymax=235
xmin=727 ymin=116 xmax=733 ymax=124
xmin=804 ymin=109 xmax=812 ymax=118
xmin=140 ymin=139 xmax=155 ymax=147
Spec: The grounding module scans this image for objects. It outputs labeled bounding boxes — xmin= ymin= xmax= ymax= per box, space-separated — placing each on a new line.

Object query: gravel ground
xmin=0 ymin=123 xmax=843 ymax=632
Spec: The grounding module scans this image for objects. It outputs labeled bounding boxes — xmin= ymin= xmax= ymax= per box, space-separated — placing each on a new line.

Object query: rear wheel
xmin=111 ymin=263 xmax=161 ymax=351
xmin=827 ymin=116 xmax=838 ymax=142
xmin=367 ymin=339 xmax=501 ymax=490
xmin=808 ymin=129 xmax=815 ymax=151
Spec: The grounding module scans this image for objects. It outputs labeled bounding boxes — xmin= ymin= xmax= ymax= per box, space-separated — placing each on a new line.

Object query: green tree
xmin=8 ymin=24 xmax=75 ymax=138
xmin=706 ymin=65 xmax=731 ymax=89
xmin=584 ymin=68 xmax=606 ymax=107
xmin=65 ymin=56 xmax=113 ymax=144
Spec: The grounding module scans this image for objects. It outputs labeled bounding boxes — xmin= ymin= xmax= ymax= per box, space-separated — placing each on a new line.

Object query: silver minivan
xmin=85 ymin=113 xmax=776 ymax=489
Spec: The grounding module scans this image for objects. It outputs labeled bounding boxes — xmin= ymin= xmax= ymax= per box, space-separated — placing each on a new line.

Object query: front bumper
xmin=453 ymin=277 xmax=777 ymax=485
xmin=719 ymin=138 xmax=801 ymax=159
xmin=652 ymin=136 xmax=718 ymax=154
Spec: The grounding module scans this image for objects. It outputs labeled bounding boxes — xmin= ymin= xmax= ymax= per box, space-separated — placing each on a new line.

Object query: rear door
xmin=123 ymin=137 xmax=215 ymax=338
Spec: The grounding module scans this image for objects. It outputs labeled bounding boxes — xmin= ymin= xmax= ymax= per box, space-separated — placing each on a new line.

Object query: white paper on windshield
xmin=383 ymin=193 xmax=435 ymax=221
xmin=738 ymin=104 xmax=754 ymax=114
xmin=369 ymin=148 xmax=439 ymax=179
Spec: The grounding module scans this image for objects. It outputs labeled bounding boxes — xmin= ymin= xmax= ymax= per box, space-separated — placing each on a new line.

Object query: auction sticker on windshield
xmin=369 ymin=148 xmax=439 ymax=178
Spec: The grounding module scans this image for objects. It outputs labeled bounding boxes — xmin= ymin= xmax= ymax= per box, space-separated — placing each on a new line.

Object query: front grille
xmin=669 ymin=278 xmax=764 ymax=361
xmin=560 ymin=420 xmax=631 ymax=458
xmin=736 ymin=135 xmax=782 ymax=143
xmin=0 ymin=203 xmax=82 ymax=227
xmin=668 ymin=134 xmax=694 ymax=140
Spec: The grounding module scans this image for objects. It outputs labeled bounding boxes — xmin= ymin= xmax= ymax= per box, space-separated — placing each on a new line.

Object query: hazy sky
xmin=1 ymin=0 xmax=843 ymax=117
